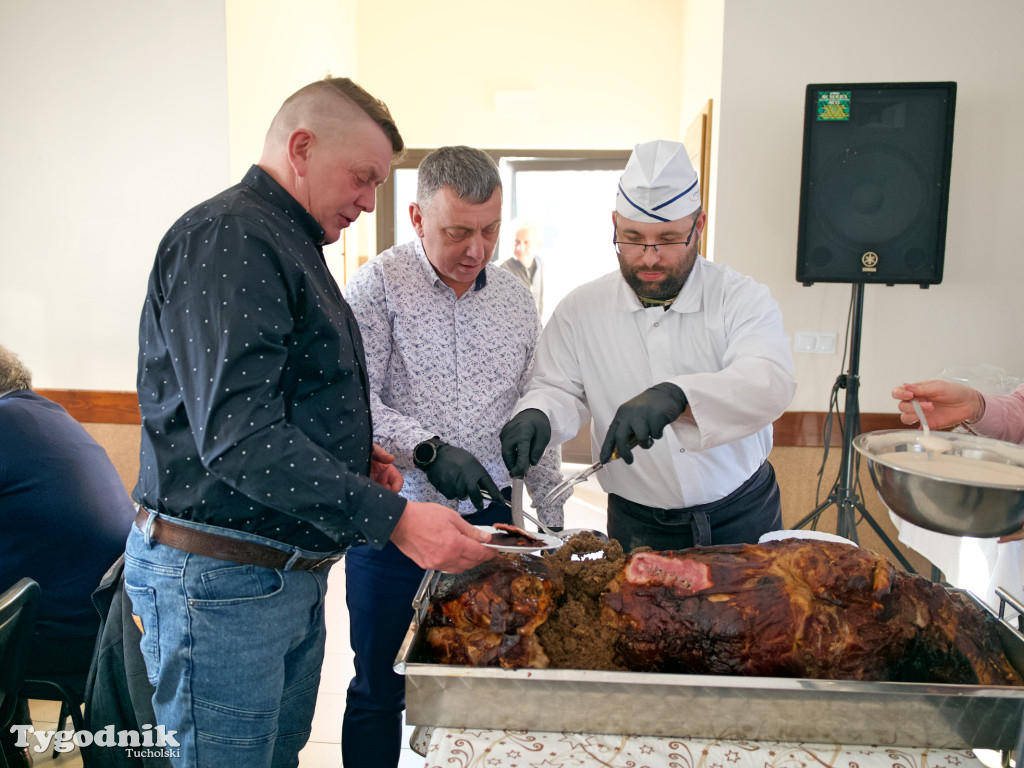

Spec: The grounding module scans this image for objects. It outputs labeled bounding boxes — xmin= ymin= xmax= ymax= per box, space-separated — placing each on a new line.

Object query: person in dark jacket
xmin=0 ymin=343 xmax=135 ymax=766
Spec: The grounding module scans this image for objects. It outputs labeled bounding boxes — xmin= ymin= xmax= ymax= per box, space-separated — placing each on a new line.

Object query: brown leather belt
xmin=134 ymin=508 xmax=342 ymax=571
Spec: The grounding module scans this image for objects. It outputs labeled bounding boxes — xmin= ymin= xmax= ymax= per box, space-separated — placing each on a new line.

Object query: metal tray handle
xmin=412 ymin=568 xmax=440 ymax=618
xmin=997 ymin=587 xmax=1024 ymax=632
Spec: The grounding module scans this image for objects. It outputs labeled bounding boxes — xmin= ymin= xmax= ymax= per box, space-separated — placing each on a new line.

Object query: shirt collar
xmin=413 ymin=238 xmax=488 ymax=292
xmin=243 ymin=165 xmax=327 ymax=246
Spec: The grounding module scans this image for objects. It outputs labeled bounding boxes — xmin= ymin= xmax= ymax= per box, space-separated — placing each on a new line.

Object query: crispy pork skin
xmin=424 ymin=554 xmax=563 ymax=669
xmin=422 ymin=537 xmax=1022 ymax=685
xmin=489 ymin=523 xmax=545 ymax=547
xmin=601 ymin=539 xmax=1022 ymax=685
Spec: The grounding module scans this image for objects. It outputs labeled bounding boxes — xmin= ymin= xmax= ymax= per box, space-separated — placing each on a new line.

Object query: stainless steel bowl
xmin=853 ymin=429 xmax=1024 ymax=538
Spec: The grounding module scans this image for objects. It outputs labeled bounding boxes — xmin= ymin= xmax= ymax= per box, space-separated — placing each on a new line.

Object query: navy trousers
xmin=341 ymin=502 xmax=512 ymax=768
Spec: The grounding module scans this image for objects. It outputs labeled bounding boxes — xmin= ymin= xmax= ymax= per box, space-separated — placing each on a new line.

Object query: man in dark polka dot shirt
xmin=128 ymin=78 xmax=496 ymax=768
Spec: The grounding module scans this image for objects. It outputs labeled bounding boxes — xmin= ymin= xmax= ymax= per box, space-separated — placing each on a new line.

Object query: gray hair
xmin=416 ymin=146 xmax=501 ymax=209
xmin=0 ymin=344 xmax=32 ymax=391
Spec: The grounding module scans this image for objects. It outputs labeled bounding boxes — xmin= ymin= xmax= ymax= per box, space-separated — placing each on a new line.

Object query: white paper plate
xmin=477 ymin=525 xmax=562 ymax=552
xmin=758 ymin=529 xmax=858 ymax=547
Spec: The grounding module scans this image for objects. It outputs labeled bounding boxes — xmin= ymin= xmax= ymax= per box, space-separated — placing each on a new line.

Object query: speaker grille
xmin=796 ymin=82 xmax=956 ymax=286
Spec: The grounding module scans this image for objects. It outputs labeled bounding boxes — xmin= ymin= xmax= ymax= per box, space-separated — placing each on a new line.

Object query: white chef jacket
xmin=514 ymin=256 xmax=796 ymax=509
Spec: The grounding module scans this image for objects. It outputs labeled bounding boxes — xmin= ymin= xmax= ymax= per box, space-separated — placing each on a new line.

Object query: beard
xmin=616 ymin=246 xmax=698 ymax=301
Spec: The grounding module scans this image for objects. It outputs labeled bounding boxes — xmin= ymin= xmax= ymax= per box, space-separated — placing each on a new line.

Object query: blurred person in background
xmin=499 ymin=220 xmax=544 ymax=316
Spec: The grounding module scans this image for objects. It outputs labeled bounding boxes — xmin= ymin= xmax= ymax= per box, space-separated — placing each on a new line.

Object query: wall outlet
xmin=794 ymin=332 xmax=838 ymax=354
xmin=794 ymin=332 xmax=817 ymax=353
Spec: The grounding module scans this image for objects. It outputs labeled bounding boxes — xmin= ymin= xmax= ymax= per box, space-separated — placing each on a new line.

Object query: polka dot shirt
xmin=134 ymin=166 xmax=405 ymax=551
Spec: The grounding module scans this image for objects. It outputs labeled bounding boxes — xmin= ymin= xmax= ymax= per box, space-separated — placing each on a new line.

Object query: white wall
xmin=4 ymin=0 xmax=1021 ymax=416
xmin=225 ymin=0 xmax=358 ymax=280
xmin=714 ymin=0 xmax=1024 ymax=411
xmin=0 ymin=0 xmax=688 ymax=391
xmin=679 ymin=0 xmax=725 ymax=259
xmin=351 ymin=0 xmax=690 ymax=298
xmin=354 ymin=0 xmax=685 ymax=150
xmin=226 ymin=0 xmax=357 ymax=183
xmin=0 ymin=0 xmax=230 ymax=389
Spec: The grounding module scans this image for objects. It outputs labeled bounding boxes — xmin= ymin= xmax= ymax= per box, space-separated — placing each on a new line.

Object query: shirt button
xmin=679 ymin=448 xmax=686 ymax=453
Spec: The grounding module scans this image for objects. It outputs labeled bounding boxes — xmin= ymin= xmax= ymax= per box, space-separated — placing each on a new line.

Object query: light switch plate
xmin=794 ymin=332 xmax=837 ymax=354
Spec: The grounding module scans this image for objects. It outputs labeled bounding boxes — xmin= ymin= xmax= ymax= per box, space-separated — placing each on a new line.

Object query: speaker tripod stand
xmin=791 ymin=283 xmax=916 ymax=573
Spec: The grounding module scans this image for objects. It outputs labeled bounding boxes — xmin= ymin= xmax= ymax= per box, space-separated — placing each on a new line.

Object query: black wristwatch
xmin=413 ymin=436 xmax=444 ymax=470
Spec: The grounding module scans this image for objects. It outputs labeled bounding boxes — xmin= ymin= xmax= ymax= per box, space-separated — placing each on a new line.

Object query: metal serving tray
xmin=394 ymin=569 xmax=1024 ymax=749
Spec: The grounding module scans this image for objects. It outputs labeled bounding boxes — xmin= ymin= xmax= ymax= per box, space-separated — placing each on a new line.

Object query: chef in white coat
xmin=500 ymin=139 xmax=796 ymax=551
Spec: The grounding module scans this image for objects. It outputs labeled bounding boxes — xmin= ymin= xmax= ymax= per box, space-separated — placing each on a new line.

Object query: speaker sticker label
xmin=816 ymin=91 xmax=851 ymax=121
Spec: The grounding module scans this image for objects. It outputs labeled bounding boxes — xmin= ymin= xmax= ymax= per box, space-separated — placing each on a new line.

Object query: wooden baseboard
xmin=36 ymin=389 xmax=905 ymax=448
xmin=36 ymin=389 xmax=140 ymax=425
xmin=774 ymin=411 xmax=904 ymax=447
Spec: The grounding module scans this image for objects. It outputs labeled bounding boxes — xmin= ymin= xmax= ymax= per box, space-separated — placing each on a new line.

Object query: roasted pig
xmin=423 ymin=537 xmax=1022 ymax=686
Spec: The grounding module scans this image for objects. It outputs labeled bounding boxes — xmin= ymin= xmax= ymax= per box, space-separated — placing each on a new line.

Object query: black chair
xmin=20 ymin=675 xmax=89 ymax=759
xmin=0 ymin=579 xmax=40 ymax=768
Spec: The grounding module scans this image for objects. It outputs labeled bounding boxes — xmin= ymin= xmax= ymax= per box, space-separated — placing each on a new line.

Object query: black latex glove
xmin=499 ymin=408 xmax=552 ymax=478
xmin=599 ymin=382 xmax=688 ymax=465
xmin=425 ymin=443 xmax=503 ymax=511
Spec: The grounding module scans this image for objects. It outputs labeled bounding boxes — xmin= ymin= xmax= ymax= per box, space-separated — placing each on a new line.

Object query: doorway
xmin=375 ymin=149 xmax=630 ymax=325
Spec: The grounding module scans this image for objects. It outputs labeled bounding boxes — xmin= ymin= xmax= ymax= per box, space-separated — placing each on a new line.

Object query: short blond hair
xmin=266 ymin=77 xmax=404 ymax=161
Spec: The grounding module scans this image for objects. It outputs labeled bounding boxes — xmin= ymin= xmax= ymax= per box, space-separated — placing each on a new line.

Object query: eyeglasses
xmin=612 ymin=217 xmax=700 ymax=258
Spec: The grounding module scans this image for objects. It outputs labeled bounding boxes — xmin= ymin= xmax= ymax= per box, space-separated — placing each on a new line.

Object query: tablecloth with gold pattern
xmin=418 ymin=727 xmax=985 ymax=768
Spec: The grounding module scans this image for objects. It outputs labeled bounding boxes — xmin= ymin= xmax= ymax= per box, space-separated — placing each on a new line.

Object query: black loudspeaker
xmin=796 ymin=82 xmax=956 ymax=286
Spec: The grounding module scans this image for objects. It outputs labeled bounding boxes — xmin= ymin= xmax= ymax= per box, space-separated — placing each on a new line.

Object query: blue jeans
xmin=124 ymin=516 xmax=332 ymax=768
xmin=341 ymin=501 xmax=511 ymax=768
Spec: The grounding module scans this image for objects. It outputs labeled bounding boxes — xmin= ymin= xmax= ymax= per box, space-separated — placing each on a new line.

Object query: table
xmin=418 ymin=727 xmax=987 ymax=768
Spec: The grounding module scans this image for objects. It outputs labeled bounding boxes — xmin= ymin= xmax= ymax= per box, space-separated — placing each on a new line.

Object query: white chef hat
xmin=615 ymin=140 xmax=701 ymax=223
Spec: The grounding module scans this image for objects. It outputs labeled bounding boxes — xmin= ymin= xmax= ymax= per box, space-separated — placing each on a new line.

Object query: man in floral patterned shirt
xmin=341 ymin=145 xmax=564 ymax=768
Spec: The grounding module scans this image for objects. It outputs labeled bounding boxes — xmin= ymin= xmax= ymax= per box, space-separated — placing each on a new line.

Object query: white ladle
xmin=911 ymin=399 xmax=953 ymax=455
